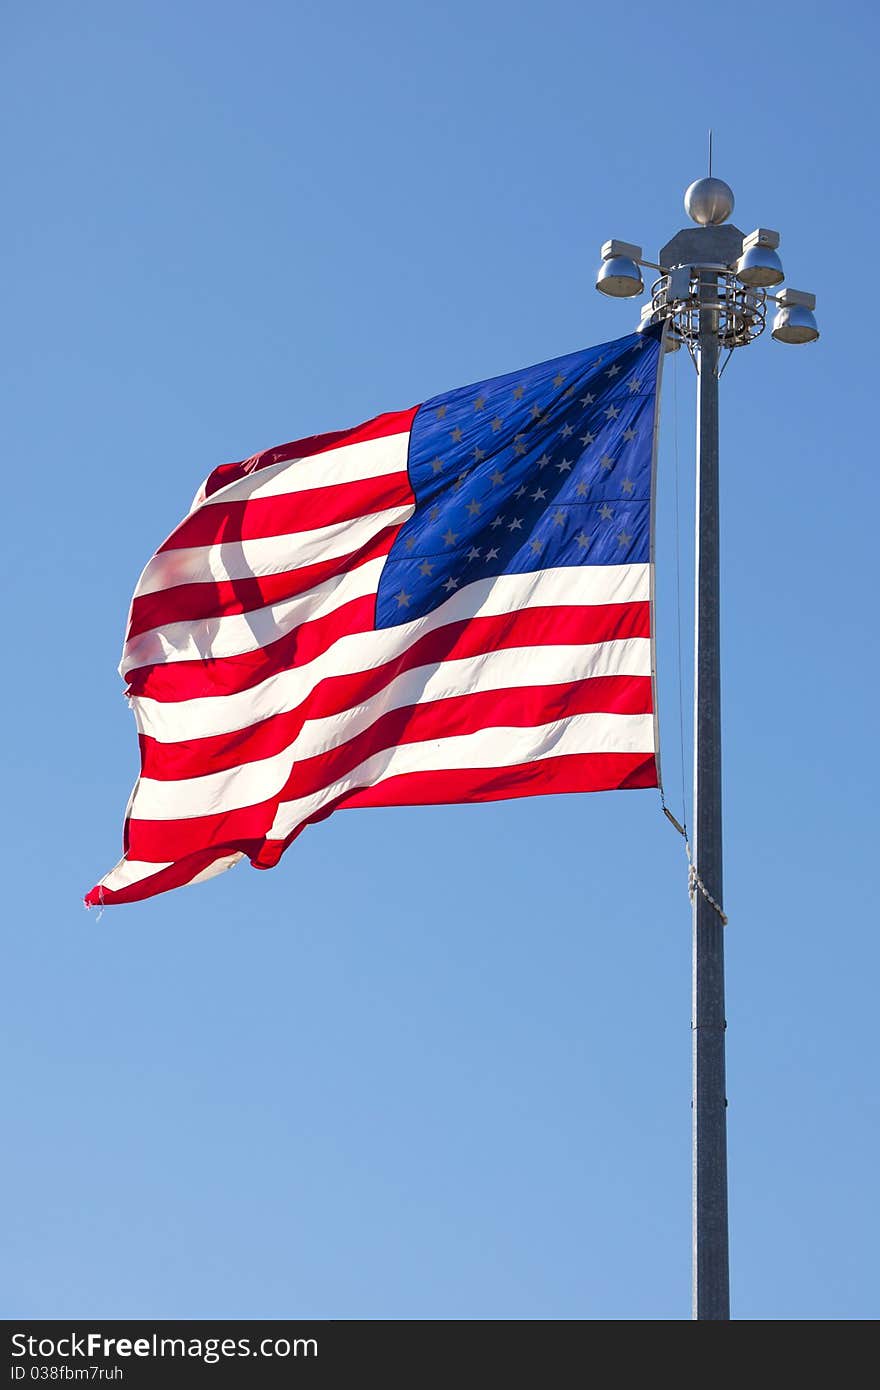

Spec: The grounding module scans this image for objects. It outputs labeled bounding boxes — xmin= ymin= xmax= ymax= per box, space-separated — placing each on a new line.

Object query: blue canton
xmin=375 ymin=327 xmax=662 ymax=627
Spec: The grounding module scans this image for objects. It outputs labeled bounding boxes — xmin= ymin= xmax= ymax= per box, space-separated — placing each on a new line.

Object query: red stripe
xmin=254 ymin=751 xmax=657 ymax=867
xmin=201 ymin=407 xmax=418 ymax=500
xmin=141 ymin=658 xmax=650 ymax=782
xmin=127 ymin=525 xmax=400 ymax=643
xmin=84 ymin=845 xmax=260 ymax=908
xmin=342 ymin=750 xmax=658 ymax=804
xmin=129 ymin=597 xmax=649 ymax=707
xmin=126 ymin=672 xmax=650 ymax=862
xmin=127 ymin=594 xmax=378 ymax=701
xmin=125 ymin=796 xmax=281 ymax=864
xmin=92 ymin=745 xmax=656 ymax=895
xmin=159 ymin=470 xmax=412 ymax=552
xmin=273 ymin=677 xmax=652 ymax=802
xmin=86 ymin=746 xmax=655 ymax=904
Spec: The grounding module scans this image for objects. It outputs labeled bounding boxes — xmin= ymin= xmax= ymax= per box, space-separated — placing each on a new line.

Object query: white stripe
xmin=123 ymin=557 xmax=387 ymax=671
xmin=130 ymin=636 xmax=651 ymax=820
xmin=134 ymin=503 xmax=413 ymax=597
xmin=295 ymin=638 xmax=650 ymax=769
xmin=97 ymin=851 xmax=243 ymax=895
xmin=266 ymin=709 xmax=655 ymax=841
xmin=132 ymin=563 xmax=650 ymax=743
xmin=94 ymin=857 xmax=173 ymax=891
xmin=186 ymin=852 xmax=244 ymax=884
xmin=189 ymin=432 xmax=410 ymax=510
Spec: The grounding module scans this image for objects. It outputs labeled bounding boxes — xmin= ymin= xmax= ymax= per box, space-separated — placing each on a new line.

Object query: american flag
xmin=86 ymin=327 xmax=663 ymax=906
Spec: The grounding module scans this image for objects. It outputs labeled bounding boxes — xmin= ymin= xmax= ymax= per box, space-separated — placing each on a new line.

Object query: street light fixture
xmin=771 ymin=287 xmax=820 ymax=344
xmin=595 ymin=173 xmax=818 ymax=1323
xmin=735 ymin=228 xmax=785 ymax=288
xmin=595 ymin=239 xmax=644 ymax=298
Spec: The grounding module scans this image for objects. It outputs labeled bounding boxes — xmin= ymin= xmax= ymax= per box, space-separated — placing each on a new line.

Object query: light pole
xmin=596 ymin=175 xmax=818 ymax=1321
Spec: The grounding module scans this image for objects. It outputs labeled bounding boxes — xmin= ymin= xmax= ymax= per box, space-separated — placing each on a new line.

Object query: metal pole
xmin=692 ymin=271 xmax=730 ymax=1319
xmin=598 ymin=173 xmax=816 ymax=1320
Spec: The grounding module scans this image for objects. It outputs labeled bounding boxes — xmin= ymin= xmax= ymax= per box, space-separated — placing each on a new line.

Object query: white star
xmin=485 ymin=547 xmax=499 ymax=561
xmin=515 ymin=484 xmax=527 ymax=499
xmin=551 ymin=508 xmax=566 ymax=526
xmin=605 ymin=404 xmax=620 ymax=420
xmin=467 ymin=546 xmax=481 ymax=561
xmin=599 ymin=454 xmax=615 ymax=471
xmin=599 ymin=503 xmax=614 ymax=521
xmin=531 ymin=486 xmax=547 ymax=501
xmin=443 ymin=576 xmax=459 ymax=591
xmin=442 ymin=527 xmax=458 ymax=546
xmin=396 ymin=589 xmax=411 ymax=607
xmin=419 ymin=560 xmax=433 ymax=577
xmin=508 ymin=517 xmax=523 ymax=531
xmin=490 ymin=468 xmax=505 ymax=486
xmin=466 ymin=498 xmax=481 ymax=516
xmin=537 ymin=453 xmax=551 ymax=469
xmin=580 ymin=430 xmax=595 ymax=446
xmin=606 ymin=363 xmax=621 ymax=378
xmin=580 ymin=392 xmax=595 ymax=407
xmin=560 ymin=423 xmax=574 ymax=438
xmin=622 ymin=426 xmax=637 ymax=442
xmin=617 ymin=530 xmax=632 ymax=546
xmin=556 ymin=457 xmax=573 ymax=473
xmin=628 ymin=379 xmax=642 ymax=394
xmin=575 ymin=531 xmax=591 ymax=550
xmin=491 ymin=515 xmax=504 ymax=529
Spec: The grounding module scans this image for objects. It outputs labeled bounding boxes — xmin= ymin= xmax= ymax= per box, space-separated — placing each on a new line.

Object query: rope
xmin=662 ymin=803 xmax=729 ymax=926
xmin=688 ymin=861 xmax=728 ymax=926
xmin=658 ymin=341 xmax=728 ymax=928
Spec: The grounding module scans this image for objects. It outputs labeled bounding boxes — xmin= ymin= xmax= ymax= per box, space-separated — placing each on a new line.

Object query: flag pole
xmin=692 ymin=268 xmax=729 ymax=1319
xmin=596 ymin=171 xmax=818 ymax=1319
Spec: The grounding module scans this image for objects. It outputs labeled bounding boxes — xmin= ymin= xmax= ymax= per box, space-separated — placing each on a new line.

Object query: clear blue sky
xmin=3 ymin=0 xmax=877 ymax=1320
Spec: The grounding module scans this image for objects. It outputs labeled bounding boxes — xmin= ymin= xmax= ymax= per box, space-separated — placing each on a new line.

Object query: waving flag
xmin=86 ymin=327 xmax=663 ymax=905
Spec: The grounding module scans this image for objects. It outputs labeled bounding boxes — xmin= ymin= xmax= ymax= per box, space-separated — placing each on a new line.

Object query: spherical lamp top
xmin=684 ymin=177 xmax=735 ymax=226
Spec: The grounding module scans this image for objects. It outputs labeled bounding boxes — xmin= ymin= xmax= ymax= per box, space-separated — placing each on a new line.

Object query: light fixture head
xmin=771 ymin=290 xmax=818 ymax=344
xmin=684 ymin=177 xmax=735 ymax=226
xmin=735 ymin=244 xmax=784 ymax=287
xmin=772 ymin=303 xmax=819 ymax=344
xmin=596 ymin=255 xmax=643 ymax=298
